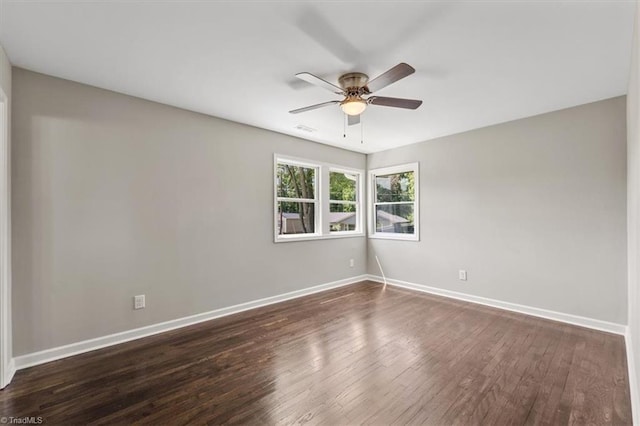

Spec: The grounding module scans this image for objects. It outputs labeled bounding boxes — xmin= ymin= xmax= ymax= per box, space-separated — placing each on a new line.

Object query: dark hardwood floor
xmin=0 ymin=281 xmax=632 ymax=425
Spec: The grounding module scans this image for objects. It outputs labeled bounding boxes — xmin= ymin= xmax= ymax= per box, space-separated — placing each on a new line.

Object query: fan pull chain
xmin=361 ymin=116 xmax=364 ymax=144
xmin=343 ymin=114 xmax=346 ymax=138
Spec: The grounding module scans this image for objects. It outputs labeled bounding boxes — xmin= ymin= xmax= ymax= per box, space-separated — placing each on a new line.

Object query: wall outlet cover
xmin=134 ymin=295 xmax=145 ymax=310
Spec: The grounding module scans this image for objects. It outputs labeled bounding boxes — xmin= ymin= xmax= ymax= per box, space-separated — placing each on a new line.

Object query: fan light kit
xmin=289 ymin=63 xmax=423 ymax=128
xmin=341 ymin=98 xmax=367 ymax=116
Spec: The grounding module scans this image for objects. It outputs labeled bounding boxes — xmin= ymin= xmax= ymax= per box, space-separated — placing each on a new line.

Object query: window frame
xmin=274 ymin=156 xmax=320 ymax=241
xmin=328 ymin=167 xmax=362 ymax=236
xmin=368 ymin=162 xmax=420 ymax=241
xmin=274 ymin=154 xmax=364 ymax=243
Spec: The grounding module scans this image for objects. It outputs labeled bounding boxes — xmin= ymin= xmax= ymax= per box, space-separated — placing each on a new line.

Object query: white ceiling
xmin=0 ymin=0 xmax=635 ymax=153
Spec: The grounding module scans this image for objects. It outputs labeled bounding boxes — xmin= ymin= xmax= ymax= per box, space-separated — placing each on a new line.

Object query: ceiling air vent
xmin=295 ymin=124 xmax=316 ymax=133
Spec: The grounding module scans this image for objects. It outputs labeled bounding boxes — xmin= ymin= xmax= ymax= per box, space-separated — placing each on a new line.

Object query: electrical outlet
xmin=349 ymin=259 xmax=355 ymax=268
xmin=459 ymin=270 xmax=467 ymax=281
xmin=134 ymin=295 xmax=145 ymax=310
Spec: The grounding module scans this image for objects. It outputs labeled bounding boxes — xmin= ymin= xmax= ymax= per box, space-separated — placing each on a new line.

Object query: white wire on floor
xmin=375 ymin=255 xmax=388 ymax=290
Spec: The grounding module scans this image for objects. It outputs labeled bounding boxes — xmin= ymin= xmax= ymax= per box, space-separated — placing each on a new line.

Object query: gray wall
xmin=368 ymin=97 xmax=627 ymax=324
xmin=12 ymin=68 xmax=366 ymax=356
xmin=627 ymin=1 xmax=640 ymax=409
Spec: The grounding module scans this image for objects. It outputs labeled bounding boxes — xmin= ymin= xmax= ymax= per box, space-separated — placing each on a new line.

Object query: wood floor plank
xmin=0 ymin=281 xmax=632 ymax=425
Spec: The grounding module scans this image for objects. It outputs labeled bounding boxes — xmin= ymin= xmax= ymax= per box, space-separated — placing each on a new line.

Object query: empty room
xmin=0 ymin=0 xmax=639 ymax=424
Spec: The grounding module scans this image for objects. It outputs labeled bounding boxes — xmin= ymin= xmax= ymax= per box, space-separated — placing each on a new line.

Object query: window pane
xmin=376 ymin=204 xmax=414 ymax=234
xmin=277 ymin=163 xmax=315 ymax=199
xmin=330 ymin=171 xmax=357 ymax=201
xmin=376 ymin=172 xmax=414 ymax=202
xmin=277 ymin=202 xmax=315 ymax=235
xmin=329 ymin=203 xmax=357 ymax=232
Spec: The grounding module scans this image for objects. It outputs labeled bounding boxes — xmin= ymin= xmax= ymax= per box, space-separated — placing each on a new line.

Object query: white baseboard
xmin=367 ymin=274 xmax=626 ymax=335
xmin=626 ymin=330 xmax=640 ymax=425
xmin=1 ymin=358 xmax=15 ymax=389
xmin=13 ymin=275 xmax=368 ymax=370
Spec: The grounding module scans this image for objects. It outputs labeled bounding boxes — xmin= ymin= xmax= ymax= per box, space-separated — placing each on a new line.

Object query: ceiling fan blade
xmin=289 ymin=100 xmax=340 ymax=114
xmin=348 ymin=114 xmax=360 ymax=126
xmin=296 ymin=72 xmax=343 ymax=94
xmin=366 ymin=63 xmax=416 ymax=93
xmin=368 ymin=96 xmax=423 ymax=110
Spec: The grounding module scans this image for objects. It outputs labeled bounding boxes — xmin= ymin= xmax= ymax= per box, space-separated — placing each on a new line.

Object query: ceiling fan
xmin=289 ymin=63 xmax=423 ymax=126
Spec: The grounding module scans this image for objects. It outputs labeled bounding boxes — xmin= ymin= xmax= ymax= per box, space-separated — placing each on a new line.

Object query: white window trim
xmin=274 ymin=156 xmax=320 ymax=241
xmin=368 ymin=162 xmax=420 ymax=241
xmin=328 ymin=166 xmax=362 ymax=236
xmin=274 ymin=154 xmax=364 ymax=243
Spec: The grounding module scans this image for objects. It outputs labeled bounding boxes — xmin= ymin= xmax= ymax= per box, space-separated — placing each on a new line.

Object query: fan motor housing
xmin=338 ymin=72 xmax=369 ymax=92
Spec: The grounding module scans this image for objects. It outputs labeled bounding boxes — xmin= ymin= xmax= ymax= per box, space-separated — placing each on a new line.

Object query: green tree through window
xmin=276 ymin=163 xmax=316 ymax=234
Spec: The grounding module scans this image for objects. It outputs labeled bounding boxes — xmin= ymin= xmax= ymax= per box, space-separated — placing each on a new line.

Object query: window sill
xmin=368 ymin=232 xmax=419 ymax=241
xmin=274 ymin=232 xmax=365 ymax=243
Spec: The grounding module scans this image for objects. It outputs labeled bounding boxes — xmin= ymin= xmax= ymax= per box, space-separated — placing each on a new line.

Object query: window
xmin=329 ymin=170 xmax=359 ymax=233
xmin=275 ymin=160 xmax=318 ymax=237
xmin=369 ymin=163 xmax=419 ymax=240
xmin=274 ymin=155 xmax=363 ymax=242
